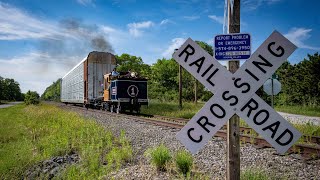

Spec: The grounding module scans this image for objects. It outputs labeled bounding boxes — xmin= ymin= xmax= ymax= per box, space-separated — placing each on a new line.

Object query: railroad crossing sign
xmin=173 ymin=31 xmax=302 ymax=155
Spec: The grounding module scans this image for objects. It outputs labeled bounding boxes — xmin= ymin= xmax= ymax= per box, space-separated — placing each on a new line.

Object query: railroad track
xmin=62 ymin=104 xmax=320 ymax=160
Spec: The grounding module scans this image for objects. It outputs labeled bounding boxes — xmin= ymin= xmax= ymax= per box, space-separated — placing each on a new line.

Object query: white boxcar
xmin=61 ymin=51 xmax=116 ymax=104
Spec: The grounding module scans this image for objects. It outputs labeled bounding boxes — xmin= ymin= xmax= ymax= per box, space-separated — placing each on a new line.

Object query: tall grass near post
xmin=145 ymin=144 xmax=172 ymax=171
xmin=175 ymin=150 xmax=193 ymax=176
xmin=0 ymin=104 xmax=132 ymax=179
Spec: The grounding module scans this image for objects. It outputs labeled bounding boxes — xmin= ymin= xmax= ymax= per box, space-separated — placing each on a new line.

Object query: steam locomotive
xmin=61 ymin=51 xmax=148 ymax=113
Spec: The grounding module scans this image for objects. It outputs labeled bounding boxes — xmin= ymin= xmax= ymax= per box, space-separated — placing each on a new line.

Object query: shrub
xmin=24 ymin=90 xmax=40 ymax=105
xmin=175 ymin=150 xmax=193 ymax=175
xmin=148 ymin=144 xmax=171 ymax=171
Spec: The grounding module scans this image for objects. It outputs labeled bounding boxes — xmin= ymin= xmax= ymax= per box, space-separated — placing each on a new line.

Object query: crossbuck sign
xmin=173 ymin=31 xmax=302 ymax=155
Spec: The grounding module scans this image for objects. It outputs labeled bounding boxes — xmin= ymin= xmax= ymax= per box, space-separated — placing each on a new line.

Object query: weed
xmin=145 ymin=144 xmax=172 ymax=171
xmin=175 ymin=150 xmax=193 ymax=176
xmin=241 ymin=168 xmax=270 ymax=180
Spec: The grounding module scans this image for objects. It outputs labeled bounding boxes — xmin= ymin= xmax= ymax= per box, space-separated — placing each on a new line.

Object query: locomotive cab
xmin=103 ymin=73 xmax=148 ymax=113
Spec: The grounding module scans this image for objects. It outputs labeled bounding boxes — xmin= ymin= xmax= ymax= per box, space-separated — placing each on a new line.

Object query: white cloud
xmin=0 ymin=3 xmax=75 ymax=40
xmin=208 ymin=15 xmax=224 ymax=24
xmin=160 ymin=19 xmax=174 ymax=26
xmin=242 ymin=0 xmax=282 ymax=10
xmin=285 ymin=28 xmax=320 ymax=51
xmin=127 ymin=21 xmax=154 ymax=37
xmin=77 ymin=0 xmax=94 ymax=6
xmin=183 ymin=16 xmax=200 ymax=21
xmin=100 ymin=25 xmax=116 ymax=33
xmin=0 ymin=52 xmax=85 ymax=94
xmin=206 ymin=39 xmax=214 ymax=46
xmin=162 ymin=38 xmax=186 ymax=59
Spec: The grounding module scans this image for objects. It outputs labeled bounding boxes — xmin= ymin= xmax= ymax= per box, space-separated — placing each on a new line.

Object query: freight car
xmin=61 ymin=51 xmax=148 ymax=113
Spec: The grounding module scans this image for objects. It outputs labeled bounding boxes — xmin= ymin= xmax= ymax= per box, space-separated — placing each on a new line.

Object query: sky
xmin=0 ymin=0 xmax=319 ymax=95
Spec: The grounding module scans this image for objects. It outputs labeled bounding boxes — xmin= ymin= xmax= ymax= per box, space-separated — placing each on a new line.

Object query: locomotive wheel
xmin=104 ymin=103 xmax=109 ymax=111
xmin=110 ymin=105 xmax=114 ymax=113
xmin=136 ymin=105 xmax=141 ymax=114
xmin=116 ymin=105 xmax=120 ymax=114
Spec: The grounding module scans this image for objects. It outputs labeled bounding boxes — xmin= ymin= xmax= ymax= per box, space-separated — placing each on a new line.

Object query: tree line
xmin=42 ymin=42 xmax=320 ymax=107
xmin=0 ymin=76 xmax=41 ymax=105
xmin=41 ymin=79 xmax=61 ymax=101
xmin=0 ymin=76 xmax=24 ymax=103
xmin=273 ymin=53 xmax=320 ymax=106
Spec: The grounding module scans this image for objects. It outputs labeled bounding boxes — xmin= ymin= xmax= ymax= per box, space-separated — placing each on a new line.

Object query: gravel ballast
xmin=279 ymin=112 xmax=320 ymax=126
xmin=65 ymin=106 xmax=320 ymax=179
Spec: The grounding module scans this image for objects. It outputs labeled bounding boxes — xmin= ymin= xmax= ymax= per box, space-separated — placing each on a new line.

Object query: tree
xmin=115 ymin=53 xmax=151 ymax=78
xmin=195 ymin=41 xmax=213 ymax=56
xmin=41 ymin=79 xmax=61 ymax=101
xmin=24 ymin=90 xmax=40 ymax=105
xmin=0 ymin=76 xmax=3 ymax=103
xmin=149 ymin=58 xmax=179 ymax=100
xmin=0 ymin=77 xmax=23 ymax=101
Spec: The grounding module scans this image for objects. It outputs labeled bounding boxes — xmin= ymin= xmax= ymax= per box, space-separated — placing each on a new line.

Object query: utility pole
xmin=194 ymin=78 xmax=197 ymax=104
xmin=174 ymin=48 xmax=183 ymax=110
xmin=179 ymin=65 xmax=182 ymax=109
xmin=226 ymin=0 xmax=240 ymax=180
xmin=271 ymin=78 xmax=274 ymax=108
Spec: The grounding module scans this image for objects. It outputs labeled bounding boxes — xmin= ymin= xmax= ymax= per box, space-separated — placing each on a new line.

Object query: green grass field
xmin=142 ymin=100 xmax=320 ymax=118
xmin=0 ymin=103 xmax=132 ymax=179
xmin=141 ymin=101 xmax=205 ymax=119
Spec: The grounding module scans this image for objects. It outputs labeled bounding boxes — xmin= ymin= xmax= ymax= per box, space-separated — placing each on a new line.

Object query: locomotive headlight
xmin=131 ymin=72 xmax=136 ymax=77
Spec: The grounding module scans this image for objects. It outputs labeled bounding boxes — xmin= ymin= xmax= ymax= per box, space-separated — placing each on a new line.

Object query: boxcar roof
xmin=62 ymin=57 xmax=87 ymax=79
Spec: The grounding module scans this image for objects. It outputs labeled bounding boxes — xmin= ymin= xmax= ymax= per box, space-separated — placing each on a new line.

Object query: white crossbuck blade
xmin=173 ymin=31 xmax=301 ymax=155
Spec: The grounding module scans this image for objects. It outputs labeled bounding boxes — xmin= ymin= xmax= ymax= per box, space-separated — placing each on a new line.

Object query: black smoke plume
xmin=37 ymin=18 xmax=114 ymax=69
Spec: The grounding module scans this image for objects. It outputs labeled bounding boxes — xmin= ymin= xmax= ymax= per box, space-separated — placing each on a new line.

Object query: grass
xmin=275 ymin=105 xmax=320 ymax=117
xmin=0 ymin=103 xmax=132 ymax=179
xmin=240 ymin=168 xmax=272 ymax=180
xmin=145 ymin=144 xmax=172 ymax=171
xmin=0 ymin=100 xmax=10 ymax=105
xmin=175 ymin=150 xmax=193 ymax=176
xmin=141 ymin=100 xmax=204 ymax=119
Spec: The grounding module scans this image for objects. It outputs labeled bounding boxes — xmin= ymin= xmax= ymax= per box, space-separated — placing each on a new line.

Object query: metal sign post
xmin=264 ymin=77 xmax=282 ymax=108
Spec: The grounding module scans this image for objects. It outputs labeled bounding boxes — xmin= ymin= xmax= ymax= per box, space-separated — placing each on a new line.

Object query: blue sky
xmin=0 ymin=0 xmax=319 ymax=94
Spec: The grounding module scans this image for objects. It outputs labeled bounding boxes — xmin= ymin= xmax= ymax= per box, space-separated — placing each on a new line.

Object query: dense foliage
xmin=273 ymin=53 xmax=320 ymax=106
xmin=0 ymin=76 xmax=24 ymax=103
xmin=24 ymin=90 xmax=40 ymax=105
xmin=115 ymin=53 xmax=151 ymax=77
xmin=41 ymin=79 xmax=61 ymax=101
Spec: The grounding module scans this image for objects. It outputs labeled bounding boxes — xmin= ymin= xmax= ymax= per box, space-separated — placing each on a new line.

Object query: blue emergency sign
xmin=214 ymin=33 xmax=251 ymax=60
